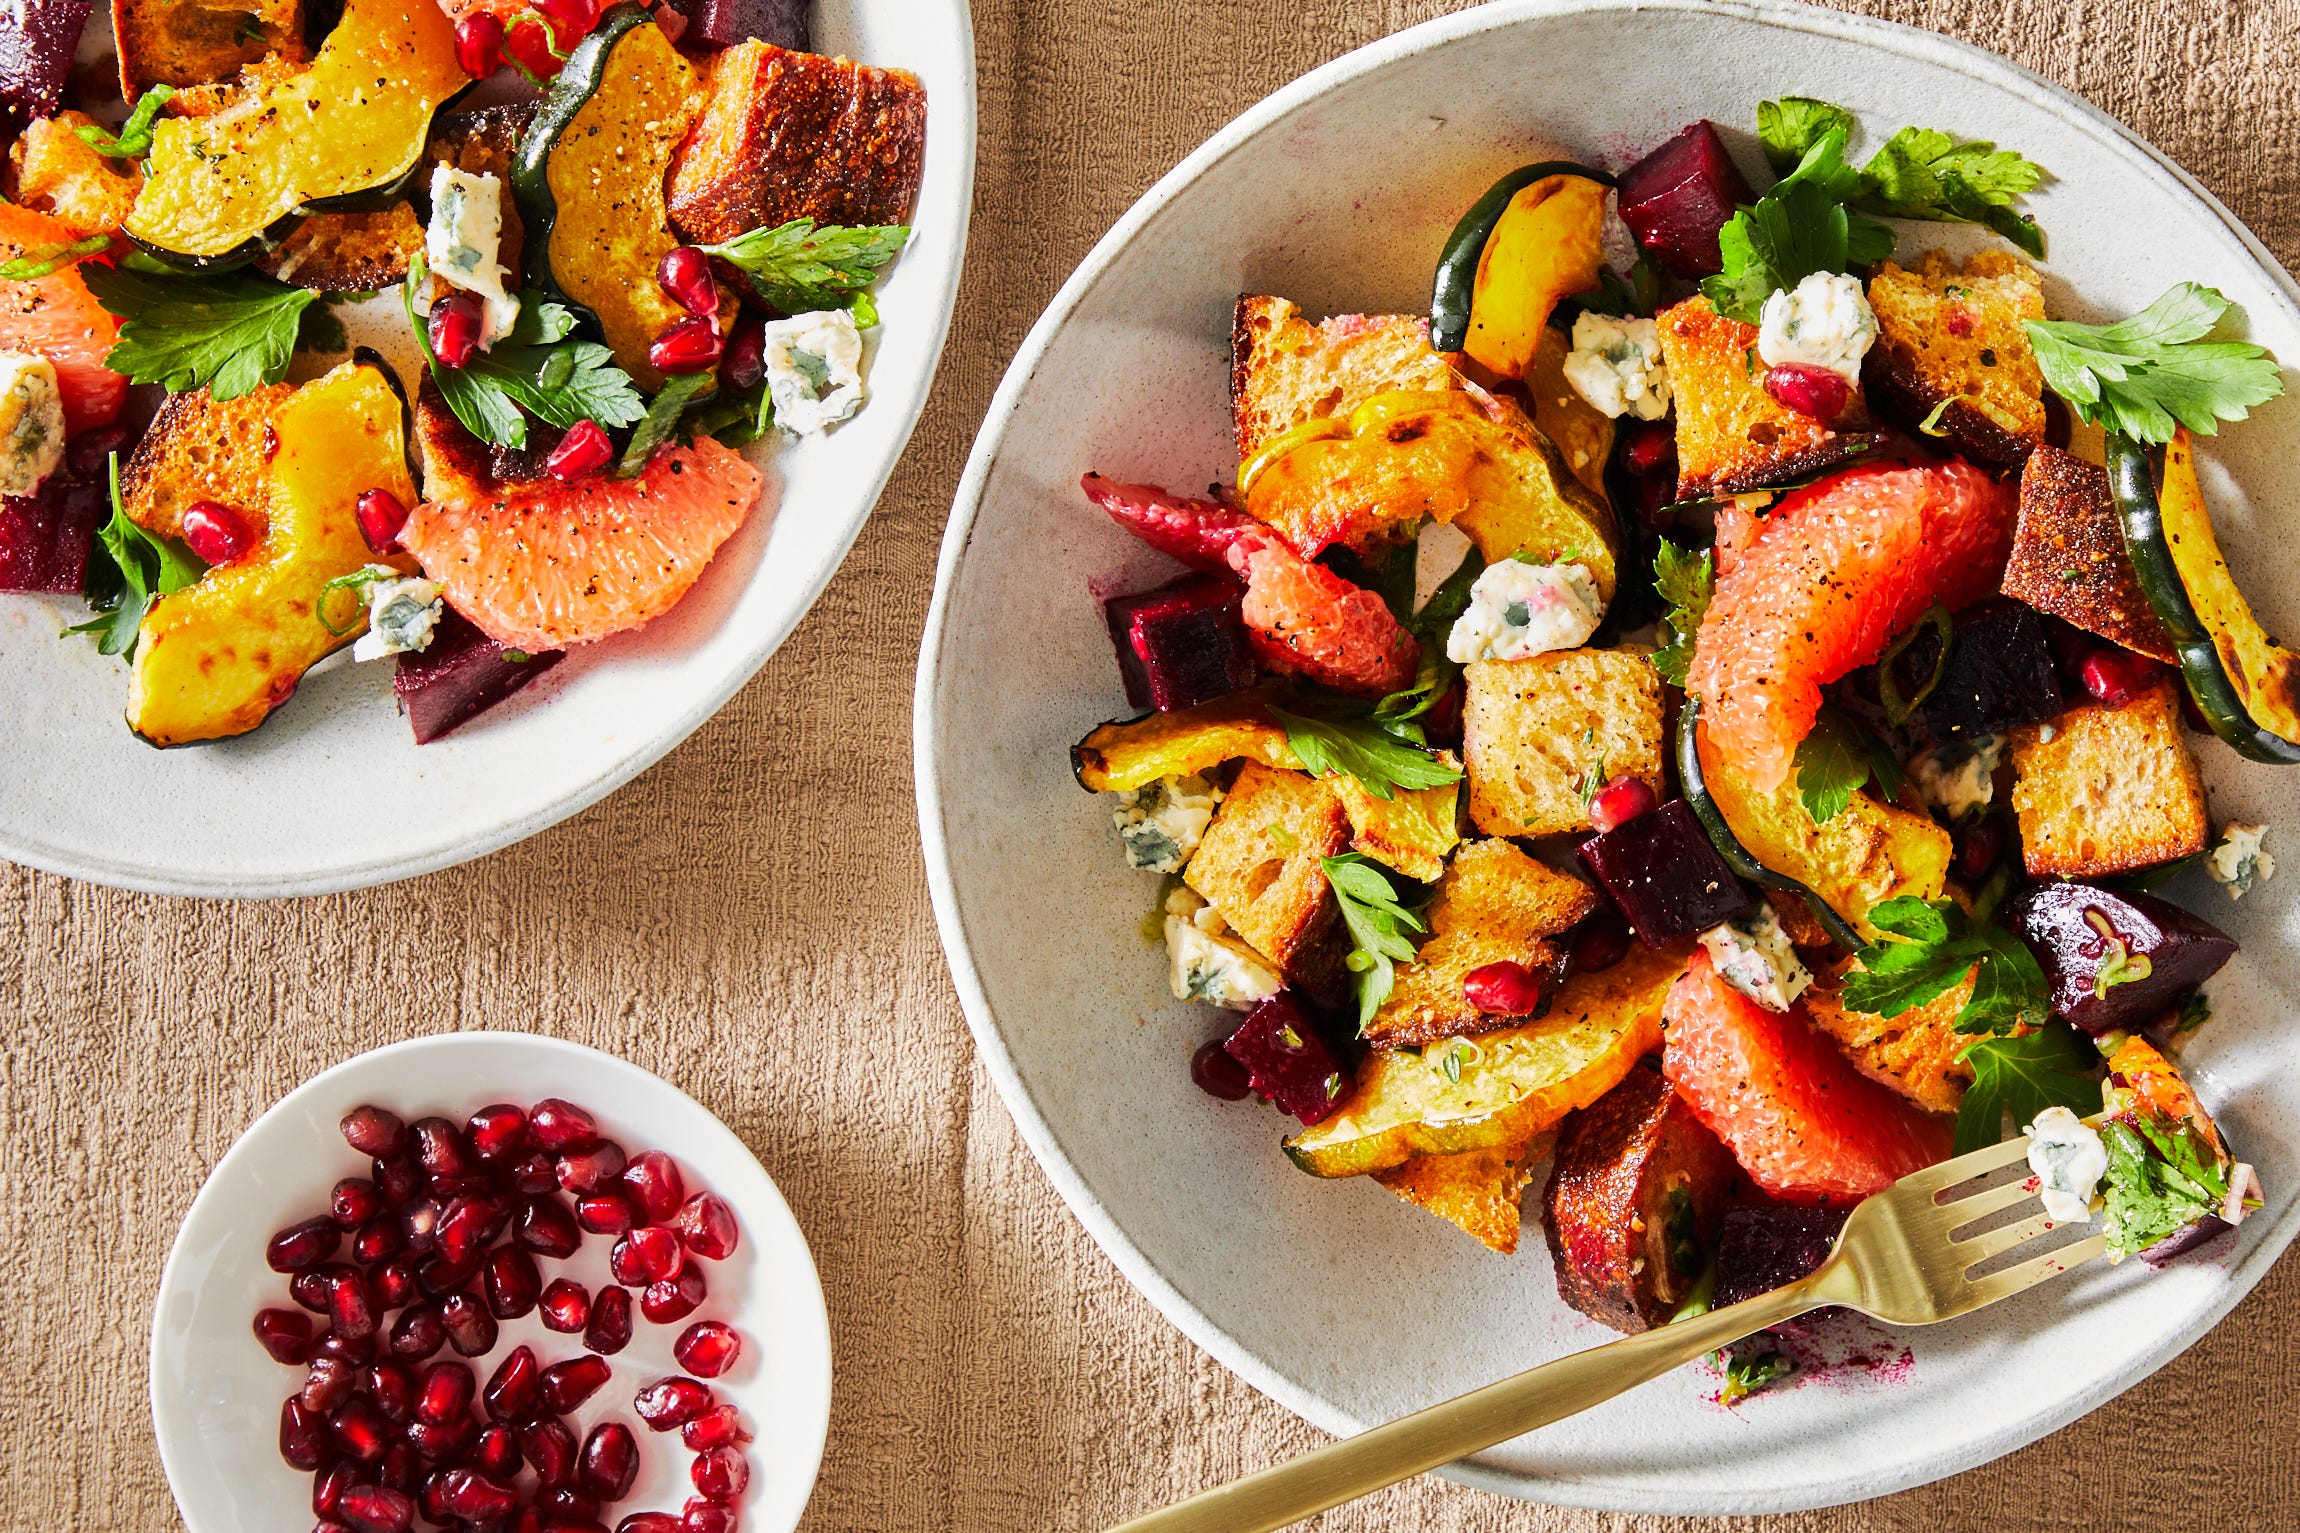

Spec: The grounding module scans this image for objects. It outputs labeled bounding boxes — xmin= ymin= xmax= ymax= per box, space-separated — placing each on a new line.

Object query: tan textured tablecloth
xmin=10 ymin=1 xmax=2300 ymax=1527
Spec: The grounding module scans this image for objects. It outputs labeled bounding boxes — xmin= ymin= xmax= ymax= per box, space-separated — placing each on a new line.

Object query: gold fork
xmin=1104 ymin=1133 xmax=2106 ymax=1533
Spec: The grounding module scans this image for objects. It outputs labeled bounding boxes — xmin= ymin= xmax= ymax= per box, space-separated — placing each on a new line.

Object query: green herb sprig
xmin=2024 ymin=283 xmax=2284 ymax=444
xmin=1792 ymin=710 xmax=1903 ymax=824
xmin=1840 ymin=894 xmax=2049 ymax=1038
xmin=1757 ymin=95 xmax=2047 ymax=257
xmin=1321 ymin=851 xmax=1428 ymax=1030
xmin=1649 ymin=538 xmax=1714 ymax=688
xmin=75 ymin=85 xmax=175 ymax=159
xmin=402 ymin=257 xmax=645 ymax=450
xmin=1273 ymin=707 xmax=1464 ymax=803
xmin=1952 ymin=1025 xmax=2098 ymax=1155
xmin=83 ymin=259 xmax=327 ymax=401
xmin=698 ymin=219 xmax=909 ymax=321
xmin=2101 ymin=1113 xmax=2230 ymax=1260
xmin=67 ymin=453 xmax=205 ymax=658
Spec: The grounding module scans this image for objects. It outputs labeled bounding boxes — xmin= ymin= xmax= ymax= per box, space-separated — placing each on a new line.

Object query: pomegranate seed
xmin=315 ymin=1325 xmax=376 ymax=1366
xmin=269 ymin=1216 xmax=343 ymax=1273
xmin=630 ymin=1225 xmax=684 ymax=1282
xmin=434 ymin=1195 xmax=500 ymax=1264
xmin=1189 ymin=1038 xmax=1252 ymax=1100
xmin=537 ymin=1486 xmax=601 ymax=1520
xmin=414 ymin=1359 xmax=475 ymax=1424
xmin=529 ymin=1099 xmax=598 ymax=1152
xmin=502 ymin=13 xmax=560 ymax=77
xmin=539 ymin=1278 xmax=592 ymax=1333
xmin=583 ymin=1284 xmax=633 ymax=1355
xmin=418 ymin=1252 xmax=479 ymax=1298
xmin=412 ymin=1117 xmax=474 ymax=1181
xmin=330 ymin=1393 xmax=392 ymax=1464
xmin=327 ymin=1269 xmax=378 ymax=1341
xmin=617 ymin=1516 xmax=682 ymax=1533
xmin=571 ymin=1421 xmax=638 ymax=1502
xmin=374 ymin=1257 xmax=421 ymax=1311
xmin=691 ymin=1445 xmax=749 ymax=1501
xmin=2079 ymin=647 xmax=2167 ymax=708
xmin=522 ymin=1416 xmax=579 ymax=1488
xmin=369 ymin=1362 xmax=416 ymax=1425
xmin=1761 ymin=362 xmax=1850 ymax=422
xmin=342 ymin=1106 xmax=408 ymax=1158
xmin=280 ymin=1396 xmax=331 ymax=1470
xmin=656 ymin=247 xmax=720 ymax=319
xmin=541 ymin=1355 xmax=612 ymax=1413
xmin=1462 ymin=960 xmax=1545 ymax=1017
xmin=1955 ymin=816 xmax=2006 ymax=881
xmin=465 ymin=1102 xmax=528 ymax=1161
xmin=337 ymin=1483 xmax=414 ymax=1533
xmin=352 ymin=488 xmax=410 ymax=555
xmin=353 ymin=1212 xmax=405 ymax=1266
xmin=512 ymin=1194 xmax=582 ymax=1259
xmin=620 ymin=1151 xmax=687 ymax=1223
xmin=648 ymin=315 xmax=722 ymax=375
xmin=511 ymin=1151 xmax=562 ymax=1196
xmin=644 ymin=1266 xmax=707 ymax=1325
xmin=428 ymin=292 xmax=485 ymax=369
xmin=1621 ymin=419 xmax=1676 ymax=479
xmin=545 ymin=420 xmax=612 ymax=480
xmin=557 ymin=1140 xmax=628 ymax=1196
xmin=301 ymin=1355 xmax=358 ymax=1414
xmin=378 ymin=1441 xmax=423 ymax=1495
xmin=419 ymin=1470 xmax=455 ymax=1527
xmin=681 ymin=1405 xmax=748 ymax=1452
xmin=404 ymin=1412 xmax=477 ymax=1461
xmin=682 ymin=1499 xmax=736 ymax=1533
xmin=387 ymin=1305 xmax=445 ymax=1366
xmin=576 ymin=1191 xmax=638 ymax=1235
xmin=673 ymin=1321 xmax=741 ymax=1378
xmin=440 ymin=1465 xmax=518 ymax=1522
xmin=254 ymin=1307 xmax=315 ymax=1364
xmin=1945 ymin=305 xmax=1975 ymax=338
xmin=483 ymin=1347 xmax=541 ymax=1420
xmin=328 ymin=1178 xmax=383 ymax=1230
xmin=721 ymin=317 xmax=766 ymax=392
xmin=291 ymin=1267 xmax=333 ymax=1314
xmin=485 ymin=1245 xmax=543 ymax=1318
xmin=1570 ymin=910 xmax=1632 ymax=975
xmin=1588 ymin=774 xmax=1658 ymax=833
xmin=472 ymin=1420 xmax=522 ymax=1477
xmin=673 ymin=1194 xmax=739 ymax=1261
xmin=536 ymin=0 xmax=599 ymax=35
xmin=399 ymin=1195 xmax=442 ymax=1255
xmin=452 ymin=10 xmax=503 ymax=75
xmin=372 ymin=1155 xmax=423 ymax=1205
xmin=315 ymin=1460 xmax=364 ymax=1517
xmin=633 ymin=1376 xmax=713 ymax=1430
xmin=439 ymin=1291 xmax=498 ymax=1356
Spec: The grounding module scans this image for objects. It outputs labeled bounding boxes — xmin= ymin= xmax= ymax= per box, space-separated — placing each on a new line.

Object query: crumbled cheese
xmin=1911 ymin=734 xmax=2004 ymax=822
xmin=1757 ymin=271 xmax=1878 ymax=385
xmin=350 ymin=568 xmax=443 ymax=662
xmin=2025 ymin=1105 xmax=2108 ymax=1224
xmin=1561 ymin=312 xmax=1672 ymax=421
xmin=1111 ymin=773 xmax=1222 ymax=873
xmin=760 ymin=309 xmax=866 ymax=435
xmin=1697 ymin=902 xmax=1813 ymax=1012
xmin=1163 ymin=887 xmax=1283 ymax=1011
xmin=2207 ymin=822 xmax=2274 ymax=899
xmin=1445 ymin=559 xmax=1605 ymax=664
xmin=424 ymin=166 xmax=520 ymax=343
xmin=0 ymin=352 xmax=65 ymax=497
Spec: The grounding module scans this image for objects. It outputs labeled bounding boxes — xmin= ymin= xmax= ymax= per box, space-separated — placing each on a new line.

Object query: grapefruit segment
xmin=1687 ymin=460 xmax=2016 ymax=792
xmin=1225 ymin=525 xmax=1418 ymax=695
xmin=0 ymin=202 xmax=124 ymax=435
xmin=1662 ymin=951 xmax=1950 ymax=1204
xmin=401 ymin=437 xmax=764 ymax=651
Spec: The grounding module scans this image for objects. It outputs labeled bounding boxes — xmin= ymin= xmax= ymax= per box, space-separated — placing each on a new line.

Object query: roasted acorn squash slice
xmin=126 ymin=362 xmax=417 ymax=745
xmin=123 ymin=0 xmax=466 ymax=263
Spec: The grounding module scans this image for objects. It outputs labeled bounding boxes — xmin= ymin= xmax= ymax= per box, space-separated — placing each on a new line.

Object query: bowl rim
xmin=913 ymin=0 xmax=2300 ymax=1511
xmin=146 ymin=1031 xmax=834 ymax=1531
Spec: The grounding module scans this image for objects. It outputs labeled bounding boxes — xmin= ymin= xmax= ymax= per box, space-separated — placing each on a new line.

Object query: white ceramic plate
xmin=916 ymin=0 xmax=2300 ymax=1513
xmin=0 ymin=0 xmax=973 ymax=897
xmin=150 ymin=1033 xmax=832 ymax=1532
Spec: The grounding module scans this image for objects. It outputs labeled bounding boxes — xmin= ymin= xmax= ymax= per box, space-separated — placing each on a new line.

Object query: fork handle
xmin=1102 ymin=1281 xmax=1826 ymax=1533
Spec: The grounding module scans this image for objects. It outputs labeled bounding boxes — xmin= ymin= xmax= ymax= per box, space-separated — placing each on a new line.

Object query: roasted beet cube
xmin=2012 ymin=882 xmax=2236 ymax=1037
xmin=394 ymin=608 xmax=563 ymax=744
xmin=1579 ymin=799 xmax=1754 ymax=948
xmin=1104 ymin=573 xmax=1258 ymax=712
xmin=0 ymin=466 xmax=105 ymax=592
xmin=1917 ymin=600 xmax=2066 ymax=742
xmin=682 ymin=0 xmax=809 ymax=50
xmin=0 ymin=0 xmax=92 ymax=131
xmin=1222 ymin=993 xmax=1348 ymax=1126
xmin=1615 ymin=122 xmax=1753 ymax=280
xmin=1714 ymin=1199 xmax=1850 ymax=1306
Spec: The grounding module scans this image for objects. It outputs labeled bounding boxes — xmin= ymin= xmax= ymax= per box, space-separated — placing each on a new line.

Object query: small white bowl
xmin=149 ymin=1033 xmax=831 ymax=1533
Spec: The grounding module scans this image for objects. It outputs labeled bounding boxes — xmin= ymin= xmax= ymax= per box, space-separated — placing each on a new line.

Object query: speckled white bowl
xmin=917 ymin=0 xmax=2300 ymax=1512
xmin=0 ymin=0 xmax=973 ymax=897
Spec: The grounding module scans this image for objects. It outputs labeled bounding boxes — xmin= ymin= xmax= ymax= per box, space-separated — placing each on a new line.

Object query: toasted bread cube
xmin=257 ymin=207 xmax=424 ymax=292
xmin=1802 ymin=962 xmax=1975 ymax=1115
xmin=120 ymin=383 xmax=296 ymax=543
xmin=665 ymin=42 xmax=926 ymax=245
xmin=1182 ymin=762 xmax=1349 ymax=975
xmin=2011 ymin=682 xmax=2208 ymax=877
xmin=1364 ymin=839 xmax=1599 ymax=1049
xmin=1375 ymin=1129 xmax=1553 ymax=1254
xmin=1863 ymin=250 xmax=2047 ymax=472
xmin=1230 ymin=295 xmax=1461 ymax=462
xmin=1655 ymin=295 xmax=1886 ymax=501
xmin=5 ymin=113 xmax=143 ymax=237
xmin=114 ymin=0 xmax=304 ymax=95
xmin=2000 ymin=444 xmax=2178 ymax=662
xmin=1464 ymin=650 xmax=1663 ymax=838
xmin=1330 ymin=758 xmax=1461 ymax=883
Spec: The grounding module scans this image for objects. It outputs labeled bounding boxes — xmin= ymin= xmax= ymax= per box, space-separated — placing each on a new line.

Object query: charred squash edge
xmin=1429 ymin=161 xmax=1614 ymax=354
xmin=1674 ymin=698 xmax=1864 ymax=950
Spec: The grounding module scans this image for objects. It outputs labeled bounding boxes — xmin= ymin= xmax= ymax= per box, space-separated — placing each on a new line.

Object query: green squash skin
xmin=123 ymin=210 xmax=303 ymax=273
xmin=2107 ymin=431 xmax=2300 ymax=765
xmin=1674 ymin=699 xmax=1864 ymax=951
xmin=1428 ymin=160 xmax=1616 ymax=354
xmin=509 ymin=3 xmax=656 ymax=329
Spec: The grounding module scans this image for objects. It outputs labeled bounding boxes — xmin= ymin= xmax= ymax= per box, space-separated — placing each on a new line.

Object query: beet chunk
xmin=2012 ymin=882 xmax=2236 ymax=1037
xmin=682 ymin=0 xmax=809 ymax=50
xmin=394 ymin=608 xmax=564 ymax=744
xmin=1222 ymin=993 xmax=1348 ymax=1125
xmin=1714 ymin=1199 xmax=1849 ymax=1307
xmin=1579 ymin=799 xmax=1755 ymax=948
xmin=0 ymin=0 xmax=92 ymax=132
xmin=1616 ymin=122 xmax=1753 ymax=280
xmin=1916 ymin=600 xmax=2067 ymax=742
xmin=1104 ymin=573 xmax=1258 ymax=713
xmin=0 ymin=464 xmax=105 ymax=592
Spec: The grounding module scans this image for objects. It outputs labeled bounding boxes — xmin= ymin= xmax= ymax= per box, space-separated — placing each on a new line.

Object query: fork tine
xmin=1934 ymin=1177 xmax=2041 ymax=1230
xmin=1953 ymin=1234 xmax=2109 ymax=1311
xmin=1895 ymin=1135 xmax=2034 ymax=1197
xmin=1954 ymin=1209 xmax=2062 ymax=1265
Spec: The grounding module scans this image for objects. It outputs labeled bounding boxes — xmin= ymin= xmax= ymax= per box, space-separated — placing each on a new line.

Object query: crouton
xmin=257 ymin=208 xmax=424 ymax=292
xmin=1375 ymin=1129 xmax=1553 ymax=1254
xmin=665 ymin=42 xmax=926 ymax=245
xmin=120 ymin=383 xmax=295 ymax=543
xmin=114 ymin=0 xmax=304 ymax=96
xmin=413 ymin=376 xmax=554 ymax=507
xmin=1463 ymin=649 xmax=1664 ymax=838
xmin=1655 ymin=295 xmax=1887 ymax=502
xmin=2011 ymin=681 xmax=2209 ymax=877
xmin=1863 ymin=250 xmax=2048 ymax=472
xmin=1330 ymin=762 xmax=1460 ymax=884
xmin=1802 ymin=961 xmax=1975 ymax=1115
xmin=1231 ymin=294 xmax=1461 ymax=462
xmin=1182 ymin=761 xmax=1349 ymax=977
xmin=5 ymin=113 xmax=143 ymax=236
xmin=2000 ymin=444 xmax=2177 ymax=663
xmin=1363 ymin=839 xmax=1598 ymax=1049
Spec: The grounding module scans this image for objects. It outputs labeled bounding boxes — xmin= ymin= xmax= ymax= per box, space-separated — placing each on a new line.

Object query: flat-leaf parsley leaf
xmin=1840 ymin=894 xmax=2048 ymax=1036
xmin=698 ymin=219 xmax=910 ymax=318
xmin=1650 ymin=539 xmax=1714 ymax=688
xmin=1271 ymin=706 xmax=1464 ymax=802
xmin=83 ymin=260 xmax=322 ymax=401
xmin=1953 ymin=1024 xmax=2097 ymax=1155
xmin=2024 ymin=282 xmax=2285 ymax=444
xmin=1321 ymin=851 xmax=1427 ymax=1030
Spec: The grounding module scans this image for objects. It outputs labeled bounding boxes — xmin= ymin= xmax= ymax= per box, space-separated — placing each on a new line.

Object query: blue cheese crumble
xmin=1445 ymin=559 xmax=1604 ymax=664
xmin=1163 ymin=887 xmax=1283 ymax=1011
xmin=1911 ymin=734 xmax=2003 ymax=822
xmin=424 ymin=166 xmax=519 ymax=343
xmin=1112 ymin=773 xmax=1222 ymax=873
xmin=760 ymin=309 xmax=866 ymax=435
xmin=1697 ymin=902 xmax=1813 ymax=1012
xmin=1561 ymin=312 xmax=1672 ymax=421
xmin=349 ymin=568 xmax=444 ymax=663
xmin=1757 ymin=271 xmax=1878 ymax=385
xmin=2207 ymin=822 xmax=2274 ymax=899
xmin=0 ymin=352 xmax=65 ymax=497
xmin=2024 ymin=1105 xmax=2107 ymax=1224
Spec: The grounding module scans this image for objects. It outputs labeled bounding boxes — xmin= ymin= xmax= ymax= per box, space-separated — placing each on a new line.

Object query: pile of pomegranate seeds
xmin=260 ymin=1098 xmax=756 ymax=1533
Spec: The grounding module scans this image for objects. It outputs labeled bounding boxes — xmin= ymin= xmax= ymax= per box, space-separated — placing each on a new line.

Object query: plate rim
xmin=913 ymin=0 xmax=2300 ymax=1512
